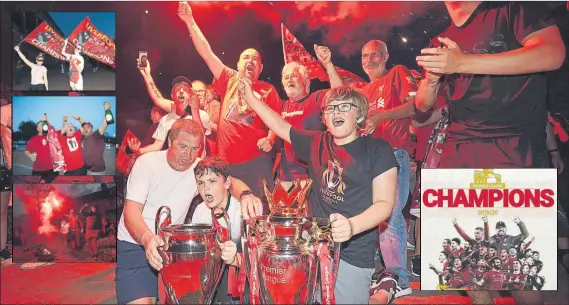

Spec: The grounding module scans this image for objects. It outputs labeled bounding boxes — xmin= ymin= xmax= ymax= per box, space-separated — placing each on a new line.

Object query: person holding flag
xmin=62 ymin=39 xmax=85 ymax=91
xmin=14 ymin=46 xmax=49 ymax=91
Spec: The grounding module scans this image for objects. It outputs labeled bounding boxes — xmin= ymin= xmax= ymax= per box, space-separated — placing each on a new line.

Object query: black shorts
xmin=29 ymin=84 xmax=46 ymax=91
xmin=64 ymin=167 xmax=87 ymax=176
xmin=32 ymin=169 xmax=59 ymax=180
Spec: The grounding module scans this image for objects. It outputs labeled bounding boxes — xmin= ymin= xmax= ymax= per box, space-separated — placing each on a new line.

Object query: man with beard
xmin=415 ymin=1 xmax=563 ymax=302
xmin=452 ymin=217 xmax=490 ymax=254
xmin=62 ymin=39 xmax=85 ymax=91
xmin=505 ymin=260 xmax=528 ymax=290
xmin=499 ymin=249 xmax=514 ymax=274
xmin=359 ymin=40 xmax=417 ymax=299
xmin=115 ymin=119 xmax=262 ymax=305
xmin=489 ymin=219 xmax=529 ymax=254
xmin=178 ymin=2 xmax=282 ymax=210
xmin=477 ymin=257 xmax=505 ymax=290
xmin=277 ymin=46 xmax=343 ymax=190
xmin=24 ymin=121 xmax=58 ymax=179
xmin=134 ymin=61 xmax=211 ymax=155
xmin=141 ymin=107 xmax=167 ymax=147
xmin=14 ymin=47 xmax=49 ymax=91
xmin=71 ymin=101 xmax=111 ymax=175
xmin=59 ymin=117 xmax=86 ymax=175
xmin=473 ymin=258 xmax=490 ymax=284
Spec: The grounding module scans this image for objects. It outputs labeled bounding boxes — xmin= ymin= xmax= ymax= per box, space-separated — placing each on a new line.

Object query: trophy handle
xmin=212 ymin=207 xmax=231 ymax=243
xmin=155 ymin=206 xmax=172 ymax=236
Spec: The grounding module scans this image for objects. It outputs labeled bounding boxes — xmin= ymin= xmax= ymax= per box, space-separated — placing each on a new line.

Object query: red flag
xmin=116 ymin=130 xmax=139 ymax=176
xmin=68 ymin=17 xmax=116 ymax=67
xmin=281 ymin=24 xmax=367 ymax=89
xmin=23 ymin=21 xmax=70 ymax=61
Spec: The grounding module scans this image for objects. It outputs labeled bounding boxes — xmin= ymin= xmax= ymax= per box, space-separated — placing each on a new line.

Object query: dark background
xmin=1 ymin=1 xmax=568 ymax=143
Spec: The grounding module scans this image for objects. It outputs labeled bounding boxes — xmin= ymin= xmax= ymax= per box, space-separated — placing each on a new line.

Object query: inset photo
xmin=12 ymin=183 xmax=117 ymax=263
xmin=12 ymin=96 xmax=117 ymax=177
xmin=12 ymin=12 xmax=116 ymax=92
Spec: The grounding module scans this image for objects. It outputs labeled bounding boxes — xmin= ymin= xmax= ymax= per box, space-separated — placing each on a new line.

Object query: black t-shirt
xmin=436 ymin=2 xmax=555 ymax=143
xmin=290 ymin=128 xmax=398 ymax=268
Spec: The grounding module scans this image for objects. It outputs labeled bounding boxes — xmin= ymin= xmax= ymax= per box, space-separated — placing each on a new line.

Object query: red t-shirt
xmin=414 ymin=87 xmax=449 ymax=161
xmin=361 ymin=65 xmax=417 ymax=152
xmin=483 ymin=270 xmax=505 ymax=290
xmin=58 ymin=130 xmax=84 ymax=171
xmin=25 ymin=135 xmax=53 ymax=171
xmin=213 ymin=67 xmax=282 ymax=163
xmin=280 ymin=90 xmax=327 ymax=181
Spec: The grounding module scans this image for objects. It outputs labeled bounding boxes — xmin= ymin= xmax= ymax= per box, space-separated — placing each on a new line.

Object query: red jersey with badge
xmin=361 ymin=65 xmax=417 ymax=152
xmin=213 ymin=68 xmax=282 ymax=163
xmin=25 ymin=135 xmax=52 ymax=171
xmin=280 ymin=90 xmax=327 ymax=181
xmin=58 ymin=130 xmax=84 ymax=171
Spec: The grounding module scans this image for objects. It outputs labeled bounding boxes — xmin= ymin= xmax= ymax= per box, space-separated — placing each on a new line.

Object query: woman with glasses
xmin=13 ymin=46 xmax=49 ymax=91
xmin=238 ymin=80 xmax=400 ymax=304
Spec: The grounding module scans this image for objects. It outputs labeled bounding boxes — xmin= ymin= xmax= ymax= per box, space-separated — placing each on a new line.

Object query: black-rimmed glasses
xmin=322 ymin=103 xmax=358 ymax=114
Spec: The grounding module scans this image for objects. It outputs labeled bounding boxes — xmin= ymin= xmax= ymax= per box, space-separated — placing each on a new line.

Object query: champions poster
xmin=420 ymin=169 xmax=557 ymax=291
xmin=68 ymin=16 xmax=116 ymax=67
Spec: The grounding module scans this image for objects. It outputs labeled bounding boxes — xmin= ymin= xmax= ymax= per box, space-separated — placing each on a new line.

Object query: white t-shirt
xmin=31 ymin=64 xmax=47 ymax=85
xmin=153 ymin=111 xmax=212 ymax=142
xmin=191 ymin=196 xmax=242 ymax=246
xmin=117 ymin=150 xmax=201 ymax=244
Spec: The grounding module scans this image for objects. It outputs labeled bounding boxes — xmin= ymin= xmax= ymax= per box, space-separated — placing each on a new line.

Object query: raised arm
xmin=452 ymin=218 xmax=475 ymax=243
xmin=138 ymin=60 xmax=174 ymax=113
xmin=14 ymin=46 xmax=34 ymax=67
xmin=62 ymin=39 xmax=71 ymax=60
xmin=238 ymin=78 xmax=292 ymax=143
xmin=98 ymin=101 xmax=111 ymax=135
xmin=43 ymin=69 xmax=49 ymax=91
xmin=314 ymin=44 xmax=343 ymax=88
xmin=178 ymin=2 xmax=226 ymax=79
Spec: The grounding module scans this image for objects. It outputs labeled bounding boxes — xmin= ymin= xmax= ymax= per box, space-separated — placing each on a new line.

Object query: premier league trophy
xmin=155 ymin=206 xmax=230 ymax=304
xmin=242 ymin=179 xmax=341 ymax=304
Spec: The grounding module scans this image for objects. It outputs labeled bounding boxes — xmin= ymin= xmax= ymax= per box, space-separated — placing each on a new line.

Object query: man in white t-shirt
xmin=191 ymin=156 xmax=246 ymax=303
xmin=14 ymin=46 xmax=49 ymax=91
xmin=62 ymin=39 xmax=85 ymax=91
xmin=115 ymin=119 xmax=263 ymax=305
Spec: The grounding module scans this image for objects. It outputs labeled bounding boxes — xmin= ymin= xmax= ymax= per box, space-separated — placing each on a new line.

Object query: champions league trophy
xmin=156 ymin=206 xmax=230 ymax=304
xmin=241 ymin=179 xmax=341 ymax=304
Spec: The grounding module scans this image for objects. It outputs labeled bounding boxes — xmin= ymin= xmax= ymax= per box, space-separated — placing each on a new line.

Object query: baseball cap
xmin=172 ymin=76 xmax=192 ymax=87
xmin=81 ymin=122 xmax=93 ymax=128
xmin=496 ymin=221 xmax=506 ymax=228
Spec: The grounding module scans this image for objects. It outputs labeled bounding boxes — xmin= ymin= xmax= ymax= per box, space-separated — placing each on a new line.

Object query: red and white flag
xmin=281 ymin=24 xmax=367 ymax=89
xmin=22 ymin=21 xmax=70 ymax=61
xmin=68 ymin=16 xmax=116 ymax=67
xmin=116 ymin=130 xmax=139 ymax=176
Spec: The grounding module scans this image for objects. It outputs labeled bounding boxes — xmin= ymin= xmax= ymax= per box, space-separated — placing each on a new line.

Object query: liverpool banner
xmin=68 ymin=17 xmax=116 ymax=67
xmin=116 ymin=130 xmax=139 ymax=176
xmin=281 ymin=24 xmax=367 ymax=89
xmin=22 ymin=21 xmax=68 ymax=61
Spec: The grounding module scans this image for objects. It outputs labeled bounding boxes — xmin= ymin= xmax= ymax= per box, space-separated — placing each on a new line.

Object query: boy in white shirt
xmin=191 ymin=156 xmax=243 ymax=304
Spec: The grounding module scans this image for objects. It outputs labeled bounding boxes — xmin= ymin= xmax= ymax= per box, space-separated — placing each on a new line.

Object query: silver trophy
xmin=242 ymin=179 xmax=341 ymax=304
xmin=156 ymin=206 xmax=230 ymax=304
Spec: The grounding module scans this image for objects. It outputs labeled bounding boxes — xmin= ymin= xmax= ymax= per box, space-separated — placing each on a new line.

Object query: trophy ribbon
xmin=248 ymin=236 xmax=261 ymax=304
xmin=316 ymin=242 xmax=336 ymax=305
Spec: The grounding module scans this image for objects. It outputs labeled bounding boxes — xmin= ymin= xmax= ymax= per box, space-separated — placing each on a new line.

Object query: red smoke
xmin=14 ymin=185 xmax=68 ymax=237
xmin=185 ymin=1 xmax=431 ymax=57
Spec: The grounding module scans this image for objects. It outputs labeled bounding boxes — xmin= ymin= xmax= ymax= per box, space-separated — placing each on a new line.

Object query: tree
xmin=18 ymin=120 xmax=38 ymax=141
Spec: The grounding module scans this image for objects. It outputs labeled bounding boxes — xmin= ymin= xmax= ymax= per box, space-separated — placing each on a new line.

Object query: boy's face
xmin=322 ymin=99 xmax=359 ymax=140
xmin=196 ymin=169 xmax=230 ymax=209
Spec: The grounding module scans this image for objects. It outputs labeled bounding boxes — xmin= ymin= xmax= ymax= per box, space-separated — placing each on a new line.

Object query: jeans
xmin=315 ymin=259 xmax=375 ymax=304
xmin=376 ymin=148 xmax=410 ymax=287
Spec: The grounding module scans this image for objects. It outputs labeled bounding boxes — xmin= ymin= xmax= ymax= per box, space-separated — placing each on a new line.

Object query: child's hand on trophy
xmin=330 ymin=213 xmax=353 ymax=242
xmin=220 ymin=240 xmax=238 ymax=266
